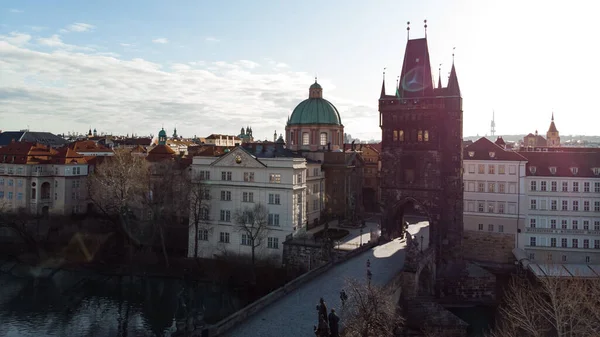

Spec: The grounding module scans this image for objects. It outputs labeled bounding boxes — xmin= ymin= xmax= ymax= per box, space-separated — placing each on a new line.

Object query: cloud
xmin=120 ymin=43 xmax=134 ymax=47
xmin=28 ymin=26 xmax=47 ymax=32
xmin=0 ymin=38 xmax=368 ymax=140
xmin=152 ymin=38 xmax=168 ymax=44
xmin=9 ymin=9 xmax=23 ymax=13
xmin=0 ymin=32 xmax=31 ymax=46
xmin=60 ymin=22 xmax=95 ymax=33
xmin=205 ymin=37 xmax=220 ymax=42
xmin=36 ymin=34 xmax=95 ymax=51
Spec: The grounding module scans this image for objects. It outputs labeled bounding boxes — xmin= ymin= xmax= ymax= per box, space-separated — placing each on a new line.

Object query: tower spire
xmin=424 ymin=19 xmax=428 ymax=38
xmin=551 ymin=111 xmax=554 ymax=121
xmin=437 ymin=64 xmax=442 ymax=89
xmin=406 ymin=21 xmax=410 ymax=40
xmin=491 ymin=110 xmax=496 ymax=137
xmin=447 ymin=47 xmax=460 ymax=96
xmin=395 ymin=76 xmax=400 ymax=98
xmin=380 ymin=67 xmax=386 ymax=98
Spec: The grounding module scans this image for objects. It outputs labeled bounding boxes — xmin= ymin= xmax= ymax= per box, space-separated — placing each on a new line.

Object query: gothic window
xmin=320 ymin=132 xmax=327 ymax=146
xmin=302 ymin=132 xmax=309 ymax=145
xmin=399 ymin=130 xmax=405 ymax=142
xmin=424 ymin=130 xmax=429 ymax=142
xmin=417 ymin=130 xmax=423 ymax=142
xmin=411 ymin=129 xmax=417 ymax=142
xmin=393 ymin=130 xmax=398 ymax=142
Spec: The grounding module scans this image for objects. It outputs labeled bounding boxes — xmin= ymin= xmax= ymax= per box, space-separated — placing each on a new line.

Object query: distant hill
xmin=464 ymin=134 xmax=600 ymax=145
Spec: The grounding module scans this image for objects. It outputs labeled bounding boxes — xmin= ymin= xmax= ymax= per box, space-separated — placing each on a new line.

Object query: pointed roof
xmin=447 ymin=63 xmax=460 ymax=96
xmin=380 ymin=77 xmax=386 ymax=98
xmin=398 ymin=38 xmax=434 ymax=98
xmin=464 ymin=137 xmax=526 ymax=161
xmin=547 ymin=113 xmax=558 ymax=133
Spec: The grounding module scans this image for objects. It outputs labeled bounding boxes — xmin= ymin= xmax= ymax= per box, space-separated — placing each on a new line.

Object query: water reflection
xmin=0 ymin=271 xmax=242 ymax=337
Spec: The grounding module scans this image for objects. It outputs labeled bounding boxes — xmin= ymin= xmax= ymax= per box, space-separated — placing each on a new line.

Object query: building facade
xmin=520 ymin=151 xmax=600 ymax=264
xmin=379 ymin=34 xmax=464 ymax=264
xmin=205 ymin=134 xmax=242 ymax=147
xmin=188 ymin=145 xmax=308 ymax=264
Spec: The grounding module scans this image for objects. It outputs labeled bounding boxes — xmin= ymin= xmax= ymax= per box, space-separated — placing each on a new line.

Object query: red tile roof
xmin=0 ymin=142 xmax=87 ymax=164
xmin=68 ymin=140 xmax=112 ymax=153
xmin=464 ymin=137 xmax=527 ymax=161
xmin=518 ymin=151 xmax=600 ymax=178
xmin=146 ymin=144 xmax=176 ymax=162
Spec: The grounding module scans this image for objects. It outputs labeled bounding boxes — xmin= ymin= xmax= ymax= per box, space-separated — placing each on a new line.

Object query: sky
xmin=1 ymin=0 xmax=599 ymax=141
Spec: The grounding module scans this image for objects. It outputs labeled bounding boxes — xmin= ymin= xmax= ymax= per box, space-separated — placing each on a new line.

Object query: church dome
xmin=288 ymin=81 xmax=342 ymax=126
xmin=158 ymin=128 xmax=167 ymax=138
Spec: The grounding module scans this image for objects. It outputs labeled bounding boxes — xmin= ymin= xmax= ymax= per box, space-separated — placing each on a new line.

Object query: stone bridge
xmin=202 ymin=222 xmax=432 ymax=337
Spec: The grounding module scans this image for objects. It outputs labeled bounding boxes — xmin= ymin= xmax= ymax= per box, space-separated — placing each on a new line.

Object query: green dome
xmin=158 ymin=128 xmax=167 ymax=137
xmin=310 ymin=82 xmax=322 ymax=89
xmin=289 ymin=98 xmax=341 ymax=125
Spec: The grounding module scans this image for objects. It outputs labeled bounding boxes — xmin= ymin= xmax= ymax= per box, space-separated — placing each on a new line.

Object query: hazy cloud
xmin=0 ymin=38 xmax=367 ymax=139
xmin=152 ymin=38 xmax=168 ymax=44
xmin=60 ymin=22 xmax=95 ymax=33
xmin=205 ymin=37 xmax=220 ymax=42
xmin=9 ymin=9 xmax=23 ymax=13
xmin=0 ymin=32 xmax=31 ymax=46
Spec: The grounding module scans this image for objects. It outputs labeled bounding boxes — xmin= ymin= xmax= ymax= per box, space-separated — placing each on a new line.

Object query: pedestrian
xmin=314 ymin=314 xmax=330 ymax=337
xmin=339 ymin=290 xmax=348 ymax=307
xmin=366 ymin=258 xmax=371 ymax=268
xmin=328 ymin=309 xmax=340 ymax=337
xmin=317 ymin=297 xmax=328 ymax=322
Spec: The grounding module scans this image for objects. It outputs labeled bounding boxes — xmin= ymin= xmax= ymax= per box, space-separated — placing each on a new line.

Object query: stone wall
xmin=462 ymin=230 xmax=515 ymax=264
xmin=437 ymin=262 xmax=496 ymax=304
xmin=282 ymin=240 xmax=346 ymax=272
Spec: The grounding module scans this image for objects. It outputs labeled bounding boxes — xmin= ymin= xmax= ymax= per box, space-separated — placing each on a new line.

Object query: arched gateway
xmin=378 ymin=33 xmax=464 ymax=268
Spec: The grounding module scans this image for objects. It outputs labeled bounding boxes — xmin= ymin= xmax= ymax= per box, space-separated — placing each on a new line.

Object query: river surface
xmin=0 ymin=270 xmax=243 ymax=337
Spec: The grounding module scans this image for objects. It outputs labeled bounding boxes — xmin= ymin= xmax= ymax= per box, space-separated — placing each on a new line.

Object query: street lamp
xmin=367 ymin=268 xmax=372 ymax=287
xmin=359 ymin=228 xmax=363 ymax=247
xmin=420 ymin=235 xmax=424 ymax=252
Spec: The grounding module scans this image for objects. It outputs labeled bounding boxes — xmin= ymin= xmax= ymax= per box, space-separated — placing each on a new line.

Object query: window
xmin=268 ymin=214 xmax=280 ymax=226
xmin=268 ymin=193 xmax=281 ymax=205
xmin=572 ymin=239 xmax=578 ymax=248
xmin=17 ymin=179 xmax=23 ymax=187
xmin=498 ymin=203 xmax=505 ymax=214
xmin=320 ymin=132 xmax=327 ymax=146
xmin=529 ymin=253 xmax=535 ymax=260
xmin=551 ymin=181 xmax=557 ymax=192
xmin=72 ymin=180 xmax=80 ymax=188
xmin=0 ymin=191 xmax=3 ymax=198
xmin=468 ymin=165 xmax=475 ymax=174
xmin=498 ymin=224 xmax=504 ymax=233
xmin=393 ymin=130 xmax=398 ymax=142
xmin=199 ymin=170 xmax=210 ymax=180
xmin=488 ymin=183 xmax=495 ymax=193
xmin=478 ymin=164 xmax=485 ymax=174
xmin=243 ymin=172 xmax=255 ymax=182
xmin=499 ymin=183 xmax=505 ymax=193
xmin=241 ymin=234 xmax=251 ymax=246
xmin=595 ymin=201 xmax=600 ymax=212
xmin=478 ymin=223 xmax=483 ymax=231
xmin=551 ymin=200 xmax=557 ymax=211
xmin=584 ymin=220 xmax=589 ymax=230
xmin=584 ymin=201 xmax=590 ymax=211
xmin=478 ymin=201 xmax=484 ymax=212
xmin=219 ymin=210 xmax=231 ymax=222
xmin=547 ymin=253 xmax=553 ymax=262
xmin=540 ymin=181 xmax=547 ymax=191
xmin=487 ymin=202 xmax=495 ymax=213
xmin=562 ymin=255 xmax=567 ymax=262
xmin=0 ymin=178 xmax=3 ymax=185
xmin=488 ymin=224 xmax=494 ymax=231
xmin=417 ymin=130 xmax=423 ymax=142
xmin=571 ymin=167 xmax=579 ymax=175
xmin=562 ymin=182 xmax=568 ymax=192
xmin=198 ymin=230 xmax=208 ymax=241
xmin=424 ymin=130 xmax=429 ymax=142
xmin=595 ymin=182 xmax=600 ymax=193
xmin=242 ymin=192 xmax=254 ymax=203
xmin=530 ymin=218 xmax=536 ymax=228
xmin=561 ymin=238 xmax=567 ymax=248
xmin=268 ymin=237 xmax=279 ymax=249
xmin=530 ymin=166 xmax=537 ymax=174
xmin=8 ymin=192 xmax=13 ymax=200
xmin=498 ymin=165 xmax=505 ymax=174
xmin=561 ymin=220 xmax=568 ymax=229
xmin=398 ymin=130 xmax=405 ymax=142
xmin=297 ymin=172 xmax=303 ymax=184
xmin=584 ymin=182 xmax=590 ymax=192
xmin=530 ymin=237 xmax=536 ymax=246
xmin=509 ymin=165 xmax=516 ymax=175
xmin=550 ymin=219 xmax=557 ymax=229
xmin=220 ymin=191 xmax=232 ymax=201
xmin=530 ymin=181 xmax=537 ymax=191
xmin=530 ymin=199 xmax=537 ymax=210
xmin=219 ymin=232 xmax=230 ymax=243
xmin=584 ymin=239 xmax=590 ymax=249
xmin=8 ymin=179 xmax=13 ymax=187
xmin=561 ymin=200 xmax=568 ymax=211
xmin=221 ymin=171 xmax=232 ymax=181
xmin=586 ymin=256 xmax=591 ymax=263
xmin=200 ymin=207 xmax=209 ymax=220
xmin=596 ymin=221 xmax=600 ymax=230
xmin=573 ymin=182 xmax=579 ymax=192
xmin=550 ymin=238 xmax=557 ymax=247
xmin=488 ymin=165 xmax=495 ymax=174
xmin=313 ymin=199 xmax=318 ymax=211
xmin=478 ymin=182 xmax=485 ymax=192
xmin=596 ymin=240 xmax=600 ymax=249
xmin=269 ymin=174 xmax=281 ymax=184
xmin=301 ymin=132 xmax=310 ymax=145
xmin=572 ymin=220 xmax=578 ymax=230
xmin=572 ymin=200 xmax=579 ymax=211
xmin=17 ymin=192 xmax=22 ymax=200
xmin=73 ymin=166 xmax=81 ymax=175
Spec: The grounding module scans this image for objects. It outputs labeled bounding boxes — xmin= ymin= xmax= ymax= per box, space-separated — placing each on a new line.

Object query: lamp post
xmin=420 ymin=235 xmax=424 ymax=252
xmin=367 ymin=268 xmax=372 ymax=287
xmin=359 ymin=228 xmax=363 ymax=247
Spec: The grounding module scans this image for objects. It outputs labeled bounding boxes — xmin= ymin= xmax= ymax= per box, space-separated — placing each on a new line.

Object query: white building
xmin=204 ymin=134 xmax=242 ymax=147
xmin=188 ymin=144 xmax=309 ymax=264
xmin=0 ymin=143 xmax=90 ymax=215
xmin=463 ymin=138 xmax=528 ymax=243
xmin=520 ymin=150 xmax=600 ymax=264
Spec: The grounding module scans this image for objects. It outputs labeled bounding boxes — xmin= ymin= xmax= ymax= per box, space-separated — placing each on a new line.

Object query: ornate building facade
xmin=379 ymin=35 xmax=464 ymax=264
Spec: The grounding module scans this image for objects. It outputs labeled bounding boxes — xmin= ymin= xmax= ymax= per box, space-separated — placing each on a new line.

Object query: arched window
xmin=418 ymin=130 xmax=423 ymax=142
xmin=424 ymin=130 xmax=429 ymax=142
xmin=320 ymin=132 xmax=328 ymax=146
xmin=290 ymin=131 xmax=295 ymax=145
xmin=393 ymin=130 xmax=398 ymax=141
xmin=302 ymin=132 xmax=309 ymax=145
xmin=399 ymin=130 xmax=405 ymax=142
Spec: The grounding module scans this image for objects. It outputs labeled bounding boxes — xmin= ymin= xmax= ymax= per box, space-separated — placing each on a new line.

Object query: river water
xmin=0 ymin=270 xmax=243 ymax=337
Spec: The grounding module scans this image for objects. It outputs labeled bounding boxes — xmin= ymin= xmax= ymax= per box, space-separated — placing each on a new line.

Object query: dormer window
xmin=570 ymin=167 xmax=579 ymax=175
xmin=468 ymin=151 xmax=474 ymax=158
xmin=530 ymin=166 xmax=537 ymax=174
xmin=549 ymin=167 xmax=557 ymax=175
xmin=592 ymin=167 xmax=600 ymax=176
xmin=489 ymin=152 xmax=496 ymax=158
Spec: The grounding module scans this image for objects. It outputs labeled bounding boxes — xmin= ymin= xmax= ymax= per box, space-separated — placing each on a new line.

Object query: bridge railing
xmin=203 ymin=241 xmax=378 ymax=336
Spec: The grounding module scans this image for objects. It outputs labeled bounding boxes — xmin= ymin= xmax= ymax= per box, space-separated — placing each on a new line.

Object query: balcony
xmin=524 ymin=227 xmax=600 ymax=235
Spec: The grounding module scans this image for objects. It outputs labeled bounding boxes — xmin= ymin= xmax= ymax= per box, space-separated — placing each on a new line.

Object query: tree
xmin=233 ymin=203 xmax=270 ymax=266
xmin=0 ymin=201 xmax=44 ymax=260
xmin=487 ymin=273 xmax=600 ymax=337
xmin=188 ymin=174 xmax=211 ymax=259
xmin=341 ymin=278 xmax=403 ymax=337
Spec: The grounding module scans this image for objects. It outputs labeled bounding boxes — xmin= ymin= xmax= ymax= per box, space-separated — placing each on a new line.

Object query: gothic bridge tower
xmin=379 ymin=27 xmax=463 ymax=267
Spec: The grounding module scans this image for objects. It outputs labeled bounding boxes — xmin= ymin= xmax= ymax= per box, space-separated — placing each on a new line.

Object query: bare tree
xmin=0 ymin=201 xmax=44 ymax=259
xmin=487 ymin=272 xmax=600 ymax=337
xmin=233 ymin=203 xmax=270 ymax=266
xmin=341 ymin=278 xmax=403 ymax=337
xmin=188 ymin=174 xmax=211 ymax=259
